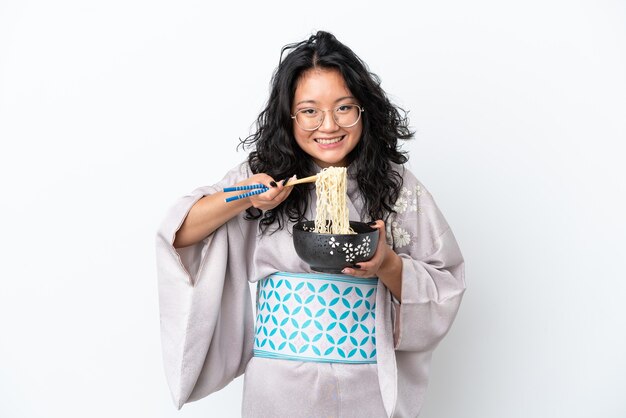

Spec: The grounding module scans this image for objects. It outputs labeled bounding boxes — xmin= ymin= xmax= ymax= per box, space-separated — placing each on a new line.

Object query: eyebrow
xmin=295 ymin=96 xmax=355 ymax=107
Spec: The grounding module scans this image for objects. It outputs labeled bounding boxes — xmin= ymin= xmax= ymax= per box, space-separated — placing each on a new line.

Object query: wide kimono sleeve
xmin=387 ymin=169 xmax=466 ymax=353
xmin=155 ymin=162 xmax=257 ymax=409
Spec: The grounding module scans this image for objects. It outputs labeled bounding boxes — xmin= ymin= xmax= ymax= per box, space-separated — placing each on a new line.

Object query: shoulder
xmin=229 ymin=159 xmax=252 ymax=177
xmin=387 ymin=163 xmax=444 ymax=226
xmin=386 ymin=164 xmax=452 ymax=251
xmin=390 ymin=163 xmax=430 ymax=197
xmin=218 ymin=159 xmax=252 ymax=184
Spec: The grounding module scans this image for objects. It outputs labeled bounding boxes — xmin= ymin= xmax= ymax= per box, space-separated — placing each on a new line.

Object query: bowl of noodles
xmin=292 ymin=166 xmax=379 ymax=274
xmin=293 ymin=220 xmax=378 ymax=273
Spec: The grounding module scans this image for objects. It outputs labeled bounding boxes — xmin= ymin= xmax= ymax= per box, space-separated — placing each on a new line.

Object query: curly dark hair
xmin=239 ymin=31 xmax=414 ymax=233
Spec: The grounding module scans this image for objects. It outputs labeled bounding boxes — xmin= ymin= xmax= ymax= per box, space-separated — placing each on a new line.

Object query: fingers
xmin=342 ymin=259 xmax=377 ymax=277
xmin=342 ymin=219 xmax=387 ymax=277
xmin=261 ymin=175 xmax=295 ymax=201
xmin=248 ymin=174 xmax=296 ymax=210
xmin=369 ymin=220 xmax=387 ymax=251
xmin=273 ymin=175 xmax=297 ymax=201
xmin=368 ymin=220 xmax=385 ymax=239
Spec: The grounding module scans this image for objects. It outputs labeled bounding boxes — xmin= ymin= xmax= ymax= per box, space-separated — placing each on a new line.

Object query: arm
xmin=343 ymin=171 xmax=466 ymax=352
xmin=388 ymin=176 xmax=466 ymax=352
xmin=173 ymin=191 xmax=251 ymax=248
xmin=392 ymin=227 xmax=465 ymax=352
xmin=173 ymin=174 xmax=295 ymax=248
xmin=156 ymin=164 xmax=295 ymax=407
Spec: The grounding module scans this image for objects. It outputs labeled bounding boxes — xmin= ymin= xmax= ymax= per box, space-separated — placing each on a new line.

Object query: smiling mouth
xmin=314 ymin=136 xmax=345 ymax=145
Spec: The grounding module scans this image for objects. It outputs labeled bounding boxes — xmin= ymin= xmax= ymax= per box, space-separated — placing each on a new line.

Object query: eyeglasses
xmin=291 ymin=104 xmax=364 ymax=131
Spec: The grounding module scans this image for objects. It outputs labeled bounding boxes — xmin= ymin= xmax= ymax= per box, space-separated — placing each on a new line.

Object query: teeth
xmin=316 ymin=136 xmax=343 ymax=144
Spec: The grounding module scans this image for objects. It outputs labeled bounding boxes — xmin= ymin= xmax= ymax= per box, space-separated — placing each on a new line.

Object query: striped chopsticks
xmin=222 ymin=175 xmax=314 ymax=202
xmin=223 ymin=184 xmax=269 ymax=202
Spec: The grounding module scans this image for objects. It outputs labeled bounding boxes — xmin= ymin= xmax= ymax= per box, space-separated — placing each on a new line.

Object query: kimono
xmin=155 ymin=161 xmax=466 ymax=417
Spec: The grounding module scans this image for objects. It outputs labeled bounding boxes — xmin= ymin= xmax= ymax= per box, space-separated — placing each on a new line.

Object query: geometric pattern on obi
xmin=253 ymin=272 xmax=378 ymax=364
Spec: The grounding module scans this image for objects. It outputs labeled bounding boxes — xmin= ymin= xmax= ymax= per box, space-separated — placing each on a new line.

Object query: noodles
xmin=313 ymin=166 xmax=355 ymax=234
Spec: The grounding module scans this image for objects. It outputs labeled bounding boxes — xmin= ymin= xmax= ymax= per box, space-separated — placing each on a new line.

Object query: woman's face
xmin=291 ymin=68 xmax=363 ymax=168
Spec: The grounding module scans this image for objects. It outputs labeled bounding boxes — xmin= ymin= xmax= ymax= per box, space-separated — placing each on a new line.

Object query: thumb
xmin=368 ymin=220 xmax=386 ymax=243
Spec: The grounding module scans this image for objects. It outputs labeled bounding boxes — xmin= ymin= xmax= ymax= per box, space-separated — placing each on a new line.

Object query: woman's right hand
xmin=238 ymin=173 xmax=296 ymax=211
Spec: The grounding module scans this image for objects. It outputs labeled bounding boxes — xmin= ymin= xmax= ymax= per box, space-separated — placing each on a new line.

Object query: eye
xmin=299 ymin=107 xmax=319 ymax=116
xmin=336 ymin=104 xmax=355 ymax=113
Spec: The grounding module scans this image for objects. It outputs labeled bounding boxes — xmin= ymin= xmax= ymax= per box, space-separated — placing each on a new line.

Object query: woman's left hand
xmin=341 ymin=220 xmax=403 ymax=300
xmin=341 ymin=220 xmax=394 ymax=278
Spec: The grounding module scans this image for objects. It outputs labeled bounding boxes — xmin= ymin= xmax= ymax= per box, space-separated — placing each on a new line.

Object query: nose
xmin=318 ymin=109 xmax=339 ymax=132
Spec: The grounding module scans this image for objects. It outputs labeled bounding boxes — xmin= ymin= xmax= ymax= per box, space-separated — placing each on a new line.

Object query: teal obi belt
xmin=253 ymin=272 xmax=378 ymax=364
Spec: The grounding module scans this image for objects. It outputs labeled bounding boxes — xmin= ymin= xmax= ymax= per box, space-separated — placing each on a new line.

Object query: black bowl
xmin=293 ymin=221 xmax=379 ymax=273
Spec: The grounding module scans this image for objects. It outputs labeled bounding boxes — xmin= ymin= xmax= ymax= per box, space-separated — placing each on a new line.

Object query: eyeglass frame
xmin=290 ymin=104 xmax=365 ymax=131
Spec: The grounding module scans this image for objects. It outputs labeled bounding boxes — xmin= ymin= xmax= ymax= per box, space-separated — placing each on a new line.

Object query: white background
xmin=1 ymin=0 xmax=625 ymax=417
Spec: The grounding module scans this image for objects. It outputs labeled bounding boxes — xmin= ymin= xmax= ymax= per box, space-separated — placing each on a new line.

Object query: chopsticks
xmin=223 ymin=175 xmax=318 ymax=203
xmin=283 ymin=175 xmax=317 ymax=186
xmin=223 ymin=184 xmax=269 ymax=202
